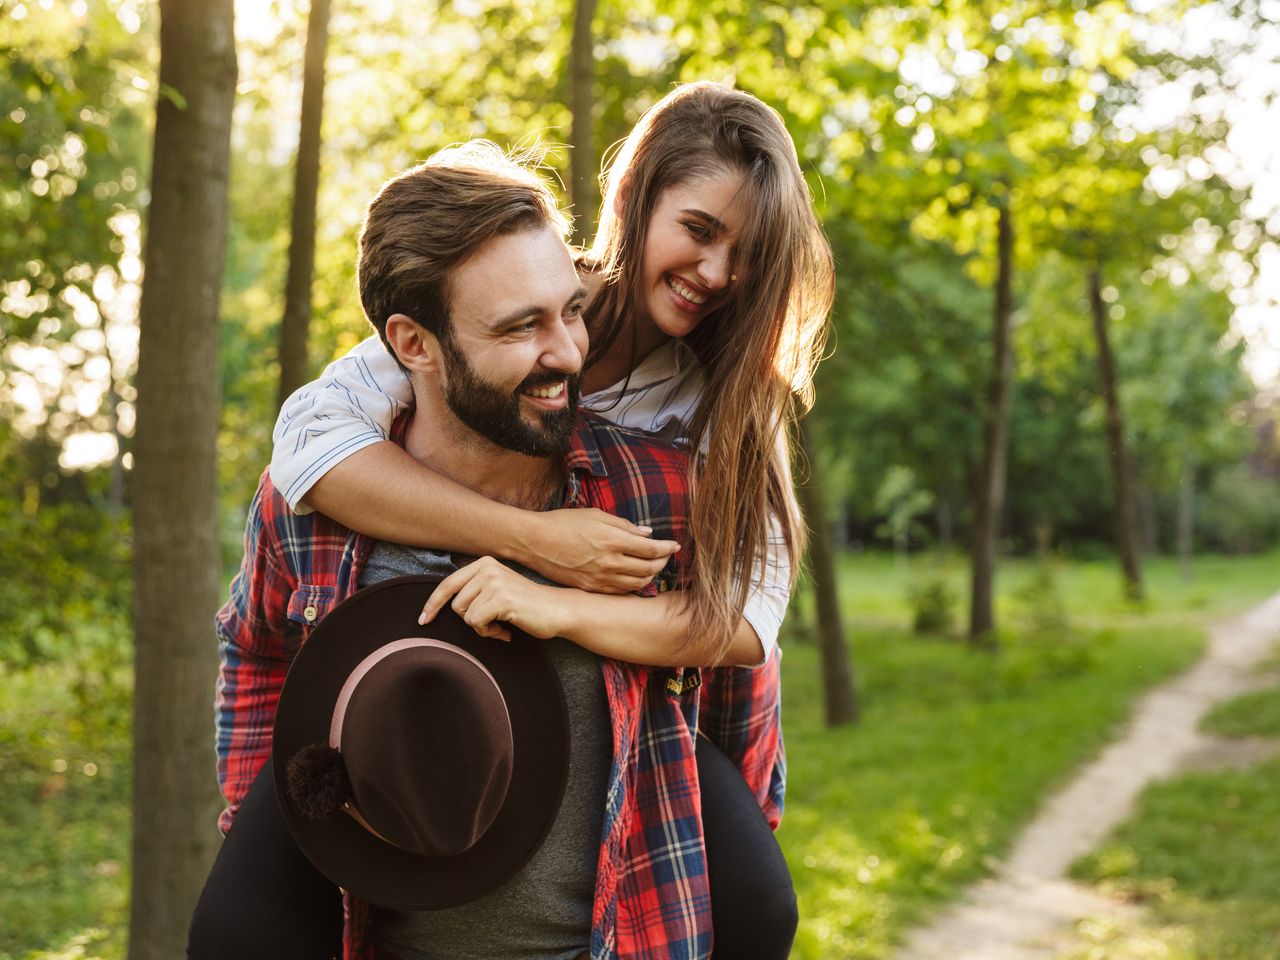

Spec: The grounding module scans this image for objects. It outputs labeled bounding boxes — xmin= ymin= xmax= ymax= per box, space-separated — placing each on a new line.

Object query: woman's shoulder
xmin=582 ymin=340 xmax=704 ymax=440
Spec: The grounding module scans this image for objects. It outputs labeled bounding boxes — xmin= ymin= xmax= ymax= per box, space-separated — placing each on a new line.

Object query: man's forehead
xmin=450 ymin=226 xmax=580 ymax=321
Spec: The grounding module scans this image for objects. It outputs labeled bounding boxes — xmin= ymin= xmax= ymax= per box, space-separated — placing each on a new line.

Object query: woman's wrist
xmin=503 ymin=506 xmax=547 ymax=568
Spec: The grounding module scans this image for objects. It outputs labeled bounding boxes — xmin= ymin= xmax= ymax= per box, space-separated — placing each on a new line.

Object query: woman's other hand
xmin=419 ymin=557 xmax=569 ymax=641
xmin=515 ymin=508 xmax=679 ymax=594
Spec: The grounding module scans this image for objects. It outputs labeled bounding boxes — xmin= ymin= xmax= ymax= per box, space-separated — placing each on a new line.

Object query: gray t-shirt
xmin=357 ymin=541 xmax=610 ymax=960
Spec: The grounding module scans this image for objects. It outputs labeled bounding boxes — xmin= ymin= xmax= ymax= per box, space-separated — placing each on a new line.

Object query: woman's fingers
xmin=418 ymin=564 xmax=477 ymax=625
xmin=523 ymin=508 xmax=681 ymax=593
xmin=420 ymin=558 xmax=515 ymax=641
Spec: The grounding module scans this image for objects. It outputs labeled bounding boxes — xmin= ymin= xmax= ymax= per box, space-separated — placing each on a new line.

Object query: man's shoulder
xmin=576 ymin=411 xmax=692 ymax=475
xmin=245 ymin=469 xmax=352 ymax=567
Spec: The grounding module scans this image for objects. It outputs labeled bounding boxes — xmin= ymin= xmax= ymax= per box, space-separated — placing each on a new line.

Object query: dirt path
xmin=894 ymin=590 xmax=1280 ymax=960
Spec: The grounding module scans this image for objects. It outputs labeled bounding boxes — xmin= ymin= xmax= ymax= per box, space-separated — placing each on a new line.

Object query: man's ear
xmin=384 ymin=314 xmax=441 ymax=373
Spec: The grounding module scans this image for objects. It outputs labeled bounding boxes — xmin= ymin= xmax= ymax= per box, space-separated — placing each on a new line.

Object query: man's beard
xmin=438 ymin=335 xmax=580 ymax=456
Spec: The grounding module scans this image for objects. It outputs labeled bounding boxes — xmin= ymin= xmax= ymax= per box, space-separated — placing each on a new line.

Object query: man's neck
xmin=403 ymin=405 xmax=565 ymax=510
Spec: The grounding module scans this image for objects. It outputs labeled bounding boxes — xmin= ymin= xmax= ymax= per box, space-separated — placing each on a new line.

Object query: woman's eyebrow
xmin=680 ymin=208 xmax=726 ymax=231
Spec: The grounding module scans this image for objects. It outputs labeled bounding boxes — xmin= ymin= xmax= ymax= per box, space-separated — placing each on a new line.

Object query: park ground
xmin=1 ymin=550 xmax=1278 ymax=959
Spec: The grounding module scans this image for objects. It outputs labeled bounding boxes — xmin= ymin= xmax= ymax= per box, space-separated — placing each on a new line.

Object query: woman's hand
xmin=419 ymin=557 xmax=572 ymax=642
xmin=514 ymin=508 xmax=679 ymax=594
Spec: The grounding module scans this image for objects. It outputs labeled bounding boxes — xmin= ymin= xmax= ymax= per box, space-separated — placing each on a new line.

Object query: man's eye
xmin=511 ymin=321 xmax=537 ymax=334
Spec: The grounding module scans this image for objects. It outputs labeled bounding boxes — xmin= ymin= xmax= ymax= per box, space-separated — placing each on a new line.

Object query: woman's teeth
xmin=667 ymin=275 xmax=706 ymax=305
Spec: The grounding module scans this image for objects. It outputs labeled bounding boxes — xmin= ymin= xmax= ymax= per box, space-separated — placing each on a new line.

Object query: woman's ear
xmin=384 ymin=314 xmax=440 ymax=374
xmin=611 ymin=173 xmax=631 ymax=219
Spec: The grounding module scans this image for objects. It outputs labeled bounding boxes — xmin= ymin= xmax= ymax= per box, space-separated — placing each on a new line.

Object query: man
xmin=202 ymin=143 xmax=720 ymax=960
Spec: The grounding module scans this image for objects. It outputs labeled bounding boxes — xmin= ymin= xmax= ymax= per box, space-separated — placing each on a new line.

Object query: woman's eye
xmin=684 ymin=222 xmax=713 ymax=241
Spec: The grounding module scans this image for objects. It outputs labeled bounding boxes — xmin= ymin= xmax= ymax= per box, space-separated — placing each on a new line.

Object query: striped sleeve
xmin=270 ymin=334 xmax=412 ymax=513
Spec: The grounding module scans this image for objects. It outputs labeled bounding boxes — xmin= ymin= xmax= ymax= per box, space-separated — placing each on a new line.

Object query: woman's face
xmin=636 ymin=168 xmax=747 ymax=345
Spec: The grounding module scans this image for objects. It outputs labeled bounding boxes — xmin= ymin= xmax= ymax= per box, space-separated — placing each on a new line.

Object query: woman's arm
xmin=418 ymin=556 xmax=764 ymax=667
xmin=311 ymin=447 xmax=677 ymax=593
xmin=271 ymin=335 xmax=412 ymax=512
xmin=271 ymin=335 xmax=676 ymax=592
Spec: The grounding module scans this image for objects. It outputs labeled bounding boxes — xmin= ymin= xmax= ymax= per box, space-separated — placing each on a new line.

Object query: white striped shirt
xmin=270 ymin=334 xmax=790 ymax=659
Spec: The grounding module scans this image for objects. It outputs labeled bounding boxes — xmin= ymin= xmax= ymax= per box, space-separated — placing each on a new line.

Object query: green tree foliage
xmin=2 ymin=0 xmax=1274 ymax=670
xmin=1 ymin=1 xmax=151 ymax=443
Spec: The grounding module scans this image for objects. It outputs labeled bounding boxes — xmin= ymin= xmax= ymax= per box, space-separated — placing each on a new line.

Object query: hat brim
xmin=273 ymin=575 xmax=569 ymax=911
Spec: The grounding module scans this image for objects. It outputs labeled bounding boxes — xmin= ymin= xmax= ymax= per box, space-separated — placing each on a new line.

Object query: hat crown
xmin=338 ymin=645 xmax=514 ymax=857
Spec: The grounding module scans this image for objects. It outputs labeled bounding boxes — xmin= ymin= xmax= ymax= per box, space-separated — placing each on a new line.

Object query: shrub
xmin=1196 ymin=464 xmax=1280 ymax=554
xmin=909 ymin=577 xmax=958 ymax=637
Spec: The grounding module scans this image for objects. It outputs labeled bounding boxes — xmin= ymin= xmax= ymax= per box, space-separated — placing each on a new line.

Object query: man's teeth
xmin=667 ymin=276 xmax=706 ymax=305
xmin=528 ymin=382 xmax=565 ymax=399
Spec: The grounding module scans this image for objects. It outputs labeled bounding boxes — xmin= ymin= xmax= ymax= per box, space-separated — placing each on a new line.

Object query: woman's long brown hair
xmin=586 ymin=82 xmax=834 ymax=660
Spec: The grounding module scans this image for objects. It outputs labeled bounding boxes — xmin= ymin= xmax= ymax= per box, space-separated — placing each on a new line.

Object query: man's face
xmin=439 ymin=225 xmax=588 ymax=456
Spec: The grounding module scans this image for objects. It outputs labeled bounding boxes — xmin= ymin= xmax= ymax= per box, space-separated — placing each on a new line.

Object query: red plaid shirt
xmin=215 ymin=411 xmax=783 ymax=959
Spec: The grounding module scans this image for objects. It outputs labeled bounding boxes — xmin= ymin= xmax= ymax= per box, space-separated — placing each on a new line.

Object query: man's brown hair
xmin=358 ymin=142 xmax=570 ymax=351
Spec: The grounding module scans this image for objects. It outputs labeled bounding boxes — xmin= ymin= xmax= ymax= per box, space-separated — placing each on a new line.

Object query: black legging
xmin=188 ymin=737 xmax=796 ymax=959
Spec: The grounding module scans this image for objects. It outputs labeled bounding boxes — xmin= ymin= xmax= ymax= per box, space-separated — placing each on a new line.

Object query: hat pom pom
xmin=286 ymin=743 xmax=352 ymax=820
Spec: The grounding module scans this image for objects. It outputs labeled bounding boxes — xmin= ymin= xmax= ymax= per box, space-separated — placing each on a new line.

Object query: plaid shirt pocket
xmin=285 ymin=583 xmax=338 ymax=653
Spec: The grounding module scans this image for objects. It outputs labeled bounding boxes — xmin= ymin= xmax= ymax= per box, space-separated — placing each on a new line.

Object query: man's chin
xmin=520 ymin=409 xmax=576 ymax=454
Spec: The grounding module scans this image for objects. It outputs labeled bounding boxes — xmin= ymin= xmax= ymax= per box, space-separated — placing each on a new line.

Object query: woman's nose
xmin=697 ymin=243 xmax=734 ymax=291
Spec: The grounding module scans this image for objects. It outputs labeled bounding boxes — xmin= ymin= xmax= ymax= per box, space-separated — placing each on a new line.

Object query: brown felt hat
xmin=272 ymin=575 xmax=569 ymax=910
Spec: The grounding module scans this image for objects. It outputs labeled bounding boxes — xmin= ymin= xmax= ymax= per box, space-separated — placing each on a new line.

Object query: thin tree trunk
xmin=937 ymin=497 xmax=952 ymax=555
xmin=1088 ymin=264 xmax=1144 ymax=601
xmin=1178 ymin=454 xmax=1195 ymax=582
xmin=129 ymin=1 xmax=236 ymax=957
xmin=568 ymin=0 xmax=598 ymax=246
xmin=968 ymin=199 xmax=1015 ymax=643
xmin=1138 ymin=482 xmax=1158 ymax=555
xmin=797 ymin=415 xmax=858 ymax=727
xmin=277 ymin=0 xmax=332 ymax=410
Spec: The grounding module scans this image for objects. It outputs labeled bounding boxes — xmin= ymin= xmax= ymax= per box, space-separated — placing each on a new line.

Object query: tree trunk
xmin=277 ymin=0 xmax=332 ymax=410
xmin=937 ymin=497 xmax=952 ymax=555
xmin=797 ymin=415 xmax=858 ymax=727
xmin=1088 ymin=264 xmax=1144 ymax=601
xmin=968 ymin=199 xmax=1015 ymax=644
xmin=1138 ymin=482 xmax=1158 ymax=555
xmin=568 ymin=0 xmax=598 ymax=246
xmin=129 ymin=1 xmax=236 ymax=957
xmin=1178 ymin=454 xmax=1195 ymax=582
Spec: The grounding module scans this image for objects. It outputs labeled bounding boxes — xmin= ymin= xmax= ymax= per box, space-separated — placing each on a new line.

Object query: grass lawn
xmin=778 ymin=550 xmax=1280 ymax=959
xmin=0 ymin=550 xmax=1276 ymax=959
xmin=0 ymin=666 xmax=131 ymax=960
xmin=1067 ymin=673 xmax=1280 ymax=958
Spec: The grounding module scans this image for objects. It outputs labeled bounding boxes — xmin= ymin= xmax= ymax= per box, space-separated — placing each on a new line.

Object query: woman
xmin=216 ymin=81 xmax=832 ymax=957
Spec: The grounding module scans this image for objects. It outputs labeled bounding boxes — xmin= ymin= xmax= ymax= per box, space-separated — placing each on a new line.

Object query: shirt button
xmin=303 ymin=605 xmax=318 ymax=622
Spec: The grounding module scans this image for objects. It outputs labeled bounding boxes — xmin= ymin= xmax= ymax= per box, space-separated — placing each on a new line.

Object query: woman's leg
xmin=696 ymin=734 xmax=798 ymax=959
xmin=188 ymin=764 xmax=343 ymax=959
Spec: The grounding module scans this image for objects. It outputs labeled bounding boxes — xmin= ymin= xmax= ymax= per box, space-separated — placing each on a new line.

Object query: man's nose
xmin=540 ymin=319 xmax=584 ymax=373
xmin=697 ymin=242 xmax=734 ymax=291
